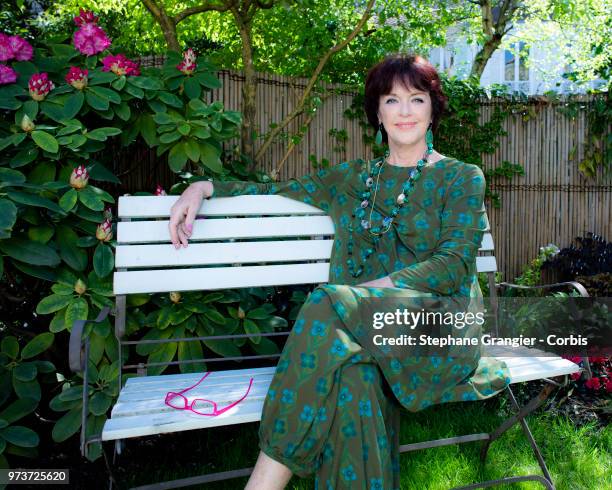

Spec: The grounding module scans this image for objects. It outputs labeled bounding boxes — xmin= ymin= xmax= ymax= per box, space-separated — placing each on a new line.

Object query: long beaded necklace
xmin=346 ymin=146 xmax=434 ymax=278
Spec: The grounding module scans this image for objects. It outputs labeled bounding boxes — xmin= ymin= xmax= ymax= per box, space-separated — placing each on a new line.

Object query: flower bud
xmin=65 ymin=66 xmax=88 ymax=90
xmin=154 ymin=184 xmax=167 ymax=196
xmin=169 ymin=292 xmax=182 ymax=304
xmin=103 ymin=206 xmax=113 ymax=220
xmin=28 ymin=73 xmax=55 ymax=101
xmin=20 ymin=114 xmax=35 ymax=132
xmin=96 ymin=218 xmax=113 ymax=242
xmin=69 ymin=165 xmax=90 ymax=189
xmin=237 ymin=306 xmax=246 ymax=319
xmin=177 ymin=48 xmax=197 ymax=75
xmin=74 ymin=279 xmax=87 ymax=295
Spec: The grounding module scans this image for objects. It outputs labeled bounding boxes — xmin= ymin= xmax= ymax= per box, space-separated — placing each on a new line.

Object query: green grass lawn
xmin=119 ymin=396 xmax=610 ymax=490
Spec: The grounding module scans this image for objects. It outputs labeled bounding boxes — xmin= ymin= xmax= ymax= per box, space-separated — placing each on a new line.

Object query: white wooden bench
xmin=69 ymin=194 xmax=592 ymax=490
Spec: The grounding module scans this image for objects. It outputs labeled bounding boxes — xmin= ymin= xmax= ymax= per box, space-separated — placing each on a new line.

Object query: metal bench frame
xmin=69 ymin=195 xmax=592 ymax=490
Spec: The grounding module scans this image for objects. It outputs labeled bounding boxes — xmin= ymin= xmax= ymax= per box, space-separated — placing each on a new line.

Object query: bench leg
xmin=455 ymin=380 xmax=561 ymax=490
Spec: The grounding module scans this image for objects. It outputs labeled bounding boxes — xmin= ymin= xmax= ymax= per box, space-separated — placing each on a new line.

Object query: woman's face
xmin=377 ymin=79 xmax=432 ymax=148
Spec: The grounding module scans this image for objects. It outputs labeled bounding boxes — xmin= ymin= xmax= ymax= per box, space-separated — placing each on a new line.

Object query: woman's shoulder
xmin=430 ymin=156 xmax=484 ymax=180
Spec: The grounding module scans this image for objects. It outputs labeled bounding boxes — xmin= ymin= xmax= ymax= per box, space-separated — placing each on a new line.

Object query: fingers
xmin=177 ymin=225 xmax=189 ymax=248
xmin=184 ymin=202 xmax=199 ymax=235
xmin=169 ymin=210 xmax=181 ymax=248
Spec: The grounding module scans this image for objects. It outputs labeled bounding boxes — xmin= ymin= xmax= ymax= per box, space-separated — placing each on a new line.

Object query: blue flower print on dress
xmin=342 ymin=421 xmax=357 ymax=438
xmin=316 ymin=407 xmax=327 ymax=422
xmin=281 ymin=389 xmax=295 ymax=404
xmin=274 ymin=418 xmax=286 ymax=434
xmin=462 ymin=392 xmax=478 ymax=401
xmin=338 ymin=386 xmax=353 ymax=406
xmin=310 ymin=320 xmax=326 ymax=337
xmin=330 ymin=338 xmax=348 ymax=357
xmin=300 ymin=405 xmax=314 ymax=422
xmin=300 ymin=352 xmax=316 ymax=369
xmin=415 ymin=219 xmax=429 ymax=230
xmin=276 ymin=359 xmax=290 ymax=373
xmin=294 ymin=318 xmax=305 ymax=334
xmin=342 ymin=465 xmax=357 ymax=482
xmin=359 ymin=399 xmax=373 ymax=417
xmin=370 ymin=478 xmax=384 ymax=490
xmin=316 ymin=377 xmax=327 ymax=395
xmin=361 ymin=366 xmax=375 ymax=382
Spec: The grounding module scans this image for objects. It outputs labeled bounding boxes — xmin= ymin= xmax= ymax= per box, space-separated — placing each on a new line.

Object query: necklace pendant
xmin=396 ymin=193 xmax=405 ymax=205
xmin=383 ymin=216 xmax=393 ymax=227
xmin=361 ymin=219 xmax=370 ymax=230
xmin=360 ymin=199 xmax=369 ymax=209
xmin=365 ymin=177 xmax=373 ymax=188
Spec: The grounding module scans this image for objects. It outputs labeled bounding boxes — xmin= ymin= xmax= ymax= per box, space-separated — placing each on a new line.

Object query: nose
xmin=398 ymin=101 xmax=413 ymax=117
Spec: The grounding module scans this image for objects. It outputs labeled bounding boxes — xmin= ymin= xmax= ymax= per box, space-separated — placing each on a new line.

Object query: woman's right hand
xmin=168 ymin=181 xmax=213 ymax=249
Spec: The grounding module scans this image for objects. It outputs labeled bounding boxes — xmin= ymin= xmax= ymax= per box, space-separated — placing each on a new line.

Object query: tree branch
xmin=254 ymin=0 xmax=376 ymax=162
xmin=174 ymin=0 xmax=236 ymax=23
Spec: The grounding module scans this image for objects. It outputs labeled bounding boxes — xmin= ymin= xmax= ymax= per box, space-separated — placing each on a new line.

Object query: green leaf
xmin=202 ymin=338 xmax=241 ymax=358
xmin=78 ymin=186 xmax=104 ymax=211
xmin=52 ymin=407 xmax=81 ymax=443
xmin=10 ymin=147 xmax=39 ymax=168
xmin=27 ymin=226 xmax=54 ymax=244
xmin=12 ymin=377 xmax=41 ymax=401
xmin=0 ymin=199 xmax=17 ymax=231
xmin=202 ymin=309 xmax=226 ymax=325
xmin=111 ymin=76 xmax=126 ymax=91
xmin=168 ymin=143 xmax=188 ymax=172
xmin=93 ymin=242 xmax=114 ymax=278
xmin=147 ymin=342 xmax=177 ymax=376
xmin=244 ymin=319 xmax=261 ymax=344
xmin=250 ymin=337 xmax=280 ymax=356
xmin=222 ymin=111 xmax=242 ymax=125
xmin=65 ymin=297 xmax=89 ymax=330
xmin=31 ymin=131 xmax=59 ymax=153
xmin=14 ymin=363 xmax=37 ymax=382
xmin=0 ymin=398 xmax=38 ymax=424
xmin=0 ymin=238 xmax=61 ymax=266
xmin=177 ymin=123 xmax=191 ymax=136
xmin=1 ymin=337 xmax=19 ymax=358
xmin=85 ymin=90 xmax=109 ymax=111
xmin=63 ymin=92 xmax=84 ymax=119
xmin=0 ymin=426 xmax=39 ymax=448
xmin=57 ymin=225 xmax=88 ymax=271
xmin=89 ymin=86 xmax=122 ymax=104
xmin=184 ymin=139 xmax=200 ymax=161
xmin=196 ymin=72 xmax=222 ymax=89
xmin=21 ymin=333 xmax=54 ymax=359
xmin=247 ymin=307 xmax=272 ymax=320
xmin=199 ymin=142 xmax=222 ymax=172
xmin=114 ymin=101 xmax=130 ymax=121
xmin=86 ymin=127 xmax=122 ymax=141
xmin=125 ymin=83 xmax=144 ymax=98
xmin=178 ymin=340 xmax=205 ymax=373
xmin=7 ymin=190 xmax=64 ymax=214
xmin=129 ymin=76 xmax=162 ymax=90
xmin=159 ymin=132 xmax=181 ymax=144
xmin=158 ymin=91 xmax=183 ymax=108
xmin=88 ymin=162 xmax=121 ymax=184
xmin=59 ymin=188 xmax=78 ymax=212
xmin=184 ymin=77 xmax=201 ymax=99
xmin=36 ymin=294 xmax=73 ymax=315
xmin=40 ymin=100 xmax=67 ymax=122
xmin=11 ymin=261 xmax=57 ymax=282
xmin=139 ymin=114 xmax=157 ymax=146
xmin=52 ymin=282 xmax=74 ymax=295
xmin=0 ymin=167 xmax=26 ymax=184
xmin=89 ymin=392 xmax=112 ymax=416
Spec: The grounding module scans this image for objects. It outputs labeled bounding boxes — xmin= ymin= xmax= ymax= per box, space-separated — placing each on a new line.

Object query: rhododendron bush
xmin=0 ymin=10 xmax=241 ymax=465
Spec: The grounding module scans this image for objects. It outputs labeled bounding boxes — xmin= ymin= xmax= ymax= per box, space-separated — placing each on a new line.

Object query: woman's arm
xmin=169 ymin=163 xmax=352 ymax=249
xmin=387 ymin=163 xmax=488 ymax=295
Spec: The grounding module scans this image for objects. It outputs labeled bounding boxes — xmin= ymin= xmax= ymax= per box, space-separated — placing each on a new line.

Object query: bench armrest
xmin=496 ymin=280 xmax=592 ymax=380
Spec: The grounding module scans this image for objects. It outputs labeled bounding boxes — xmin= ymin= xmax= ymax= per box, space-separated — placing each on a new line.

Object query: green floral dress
xmin=210 ymin=156 xmax=511 ymax=490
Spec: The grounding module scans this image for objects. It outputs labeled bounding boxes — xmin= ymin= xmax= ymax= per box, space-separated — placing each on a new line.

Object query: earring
xmin=375 ymin=122 xmax=383 ymax=146
xmin=425 ymin=122 xmax=433 ymax=150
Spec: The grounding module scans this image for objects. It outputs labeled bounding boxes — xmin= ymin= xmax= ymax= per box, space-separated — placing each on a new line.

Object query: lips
xmin=395 ymin=123 xmax=417 ymax=128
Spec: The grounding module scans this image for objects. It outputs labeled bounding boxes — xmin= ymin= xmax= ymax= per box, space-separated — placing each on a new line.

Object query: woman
xmin=169 ymin=54 xmax=511 ymax=490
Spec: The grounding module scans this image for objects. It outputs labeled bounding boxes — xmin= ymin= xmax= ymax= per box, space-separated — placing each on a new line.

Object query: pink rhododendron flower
xmin=65 ymin=66 xmax=88 ymax=90
xmin=102 ymin=54 xmax=140 ymax=76
xmin=177 ymin=48 xmax=197 ymax=75
xmin=605 ymin=378 xmax=612 ymax=393
xmin=0 ymin=34 xmax=12 ymax=62
xmin=73 ymin=9 xmax=99 ymax=26
xmin=570 ymin=372 xmax=581 ymax=381
xmin=584 ymin=377 xmax=601 ymax=390
xmin=96 ymin=219 xmax=113 ymax=242
xmin=0 ymin=64 xmax=17 ymax=84
xmin=8 ymin=35 xmax=33 ymax=61
xmin=154 ymin=184 xmax=167 ymax=196
xmin=73 ymin=23 xmax=111 ymax=56
xmin=69 ymin=165 xmax=89 ymax=189
xmin=28 ymin=73 xmax=54 ymax=101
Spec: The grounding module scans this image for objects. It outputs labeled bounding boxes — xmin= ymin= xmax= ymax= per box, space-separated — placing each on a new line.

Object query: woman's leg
xmin=255 ymin=285 xmax=401 ymax=489
xmin=244 ymin=450 xmax=292 ymax=490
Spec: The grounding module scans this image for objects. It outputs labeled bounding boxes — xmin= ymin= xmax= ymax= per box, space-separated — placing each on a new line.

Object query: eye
xmin=414 ymin=98 xmax=424 ymax=103
xmin=385 ymin=97 xmax=397 ymax=103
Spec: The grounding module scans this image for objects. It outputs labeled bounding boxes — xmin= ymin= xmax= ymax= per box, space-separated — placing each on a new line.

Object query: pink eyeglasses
xmin=165 ymin=371 xmax=254 ymax=416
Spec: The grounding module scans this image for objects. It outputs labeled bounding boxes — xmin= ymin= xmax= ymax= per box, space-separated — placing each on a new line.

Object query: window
xmin=504 ymin=41 xmax=529 ymax=82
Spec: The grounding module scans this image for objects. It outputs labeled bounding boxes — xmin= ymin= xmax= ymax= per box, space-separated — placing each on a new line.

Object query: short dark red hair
xmin=364 ymin=53 xmax=448 ymax=144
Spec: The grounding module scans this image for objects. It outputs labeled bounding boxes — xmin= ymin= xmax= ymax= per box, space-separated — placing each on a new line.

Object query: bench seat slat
xmin=113 ymin=263 xmax=331 ymax=294
xmin=116 ymin=240 xmax=334 ymax=268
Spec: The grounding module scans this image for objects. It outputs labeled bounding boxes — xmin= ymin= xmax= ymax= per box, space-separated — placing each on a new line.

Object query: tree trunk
xmin=141 ymin=0 xmax=180 ymax=51
xmin=236 ymin=19 xmax=257 ymax=162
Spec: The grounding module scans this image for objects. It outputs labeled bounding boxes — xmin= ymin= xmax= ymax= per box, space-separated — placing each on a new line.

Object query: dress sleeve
xmin=209 ymin=162 xmax=352 ymax=213
xmin=389 ymin=163 xmax=488 ymax=295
